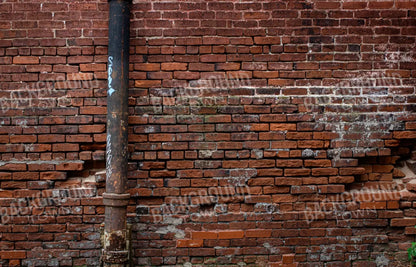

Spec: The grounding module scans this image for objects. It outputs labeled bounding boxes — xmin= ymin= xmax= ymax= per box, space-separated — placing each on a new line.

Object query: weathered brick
xmin=391 ymin=218 xmax=416 ymax=227
xmin=245 ymin=229 xmax=272 ymax=238
xmin=52 ymin=143 xmax=79 ymax=152
xmin=177 ymin=239 xmax=203 ymax=248
xmin=1 ymin=251 xmax=26 ymax=259
xmin=192 ymin=231 xmax=218 ymax=240
xmin=13 ymin=56 xmax=39 ymax=64
xmin=218 ymin=231 xmax=244 ymax=239
xmin=40 ymin=172 xmax=66 ymax=180
xmin=270 ymin=123 xmax=297 ymax=131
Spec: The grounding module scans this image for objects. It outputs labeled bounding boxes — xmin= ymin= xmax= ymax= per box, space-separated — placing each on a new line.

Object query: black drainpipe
xmin=102 ymin=0 xmax=131 ymax=266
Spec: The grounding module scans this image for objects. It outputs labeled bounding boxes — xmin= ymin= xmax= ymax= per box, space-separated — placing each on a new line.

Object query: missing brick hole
xmin=80 ymin=143 xmax=106 ymax=161
xmin=80 ymin=143 xmax=106 ymax=151
xmin=66 ymin=160 xmax=105 ymax=179
xmin=394 ymin=139 xmax=416 ymax=175
xmin=53 ymin=160 xmax=104 ymax=193
xmin=344 ymin=139 xmax=416 ymax=192
xmin=136 ymin=206 xmax=149 ymax=215
xmin=199 ymin=203 xmax=215 ymax=213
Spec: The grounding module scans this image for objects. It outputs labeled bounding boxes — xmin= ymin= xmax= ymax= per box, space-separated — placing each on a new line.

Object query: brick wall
xmin=0 ymin=0 xmax=416 ymax=266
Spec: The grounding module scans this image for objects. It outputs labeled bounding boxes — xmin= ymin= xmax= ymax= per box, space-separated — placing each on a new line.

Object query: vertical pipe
xmin=102 ymin=0 xmax=131 ymax=266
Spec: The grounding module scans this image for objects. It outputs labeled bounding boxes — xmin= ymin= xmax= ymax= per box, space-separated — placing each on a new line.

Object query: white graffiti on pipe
xmin=107 ymin=56 xmax=115 ymax=96
xmin=106 ymin=134 xmax=112 ymax=178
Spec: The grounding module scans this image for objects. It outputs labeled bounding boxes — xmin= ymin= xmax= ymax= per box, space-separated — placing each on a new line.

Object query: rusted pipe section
xmin=102 ymin=0 xmax=131 ymax=266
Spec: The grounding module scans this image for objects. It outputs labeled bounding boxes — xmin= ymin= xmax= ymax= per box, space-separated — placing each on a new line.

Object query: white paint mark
xmin=253 ymin=149 xmax=263 ymax=159
xmin=263 ymin=243 xmax=280 ymax=254
xmin=16 ymin=120 xmax=28 ymax=127
xmin=375 ymin=254 xmax=389 ymax=267
xmin=106 ymin=134 xmax=112 ymax=178
xmin=24 ymin=144 xmax=34 ymax=152
xmin=155 ymin=225 xmax=185 ymax=239
xmin=144 ymin=126 xmax=156 ymax=133
xmin=107 ymin=56 xmax=115 ymax=96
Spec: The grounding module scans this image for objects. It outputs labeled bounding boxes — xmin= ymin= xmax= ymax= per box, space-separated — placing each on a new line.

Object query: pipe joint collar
xmin=103 ymin=193 xmax=130 ymax=207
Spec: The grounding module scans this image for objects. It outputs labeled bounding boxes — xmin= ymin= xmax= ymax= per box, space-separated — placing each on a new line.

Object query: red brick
xmin=360 ymin=202 xmax=386 ymax=210
xmin=343 ymin=1 xmax=367 ymax=9
xmin=192 ymin=231 xmax=218 ymax=240
xmin=79 ymin=125 xmax=106 ymax=133
xmin=285 ymin=169 xmax=311 ymax=177
xmin=339 ymin=167 xmax=366 ymax=175
xmin=396 ymin=1 xmax=416 ymax=8
xmin=272 ymin=194 xmax=298 ymax=203
xmin=298 ymin=141 xmax=325 ymax=149
xmin=318 ymin=185 xmax=345 ymax=193
xmin=218 ymin=231 xmax=244 ymax=239
xmin=254 ymin=37 xmax=281 ymax=45
xmin=80 ymin=106 xmax=106 ymax=115
xmin=203 ymin=37 xmax=229 ymax=45
xmin=393 ymin=131 xmax=416 ymax=139
xmin=244 ymin=12 xmax=269 ymax=20
xmin=391 ymin=218 xmax=416 ymax=227
xmin=291 ymin=185 xmax=317 ymax=194
xmin=245 ymin=195 xmax=272 ymax=203
xmin=13 ymin=56 xmax=39 ymax=64
xmin=0 ymin=172 xmax=12 ymax=180
xmin=55 ymin=162 xmax=83 ymax=171
xmin=67 ymin=56 xmax=93 ymax=64
xmin=271 ymin=141 xmax=297 ymax=149
xmin=38 ymin=135 xmax=65 ymax=143
xmin=12 ymin=172 xmax=39 ymax=180
xmin=312 ymin=168 xmax=338 ymax=176
xmin=329 ymin=176 xmax=355 ymax=184
xmin=40 ymin=172 xmax=66 ymax=180
xmin=188 ymin=63 xmax=215 ymax=72
xmin=248 ymin=159 xmax=275 ymax=168
xmin=161 ymin=62 xmax=187 ymax=71
xmin=9 ymin=135 xmax=37 ymax=143
xmin=200 ymin=54 xmax=226 ymax=62
xmin=52 ymin=143 xmax=79 ymax=152
xmin=9 ymin=260 xmax=20 ymax=266
xmin=67 ymin=73 xmax=94 ymax=80
xmin=270 ymin=123 xmax=296 ymax=131
xmin=253 ymin=71 xmax=279 ymax=78
xmin=177 ymin=239 xmax=203 ymax=248
xmin=134 ymin=63 xmax=160 ymax=71
xmin=282 ymin=254 xmax=295 ymax=264
xmin=66 ymin=134 xmax=93 ymax=143
xmin=135 ymin=80 xmax=161 ymax=88
xmin=245 ymin=229 xmax=272 ymax=238
xmin=79 ymin=63 xmax=106 ymax=72
xmin=1 ymin=251 xmax=26 ymax=259
xmin=191 ymin=178 xmax=218 ymax=187
xmin=166 ymin=161 xmax=194 ymax=169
